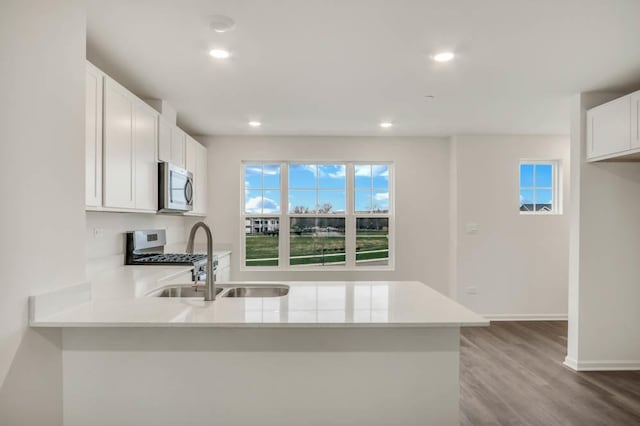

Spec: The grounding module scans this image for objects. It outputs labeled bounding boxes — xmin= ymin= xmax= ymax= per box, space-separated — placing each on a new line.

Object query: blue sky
xmin=244 ymin=164 xmax=389 ymax=213
xmin=520 ymin=164 xmax=553 ymax=205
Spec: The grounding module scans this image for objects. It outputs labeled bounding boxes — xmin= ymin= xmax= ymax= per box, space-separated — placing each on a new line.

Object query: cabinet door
xmin=185 ymin=136 xmax=198 ymax=174
xmin=587 ymin=96 xmax=631 ymax=158
xmin=631 ymin=91 xmax=640 ymax=149
xmin=196 ymin=142 xmax=207 ymax=215
xmin=85 ymin=63 xmax=103 ymax=207
xmin=171 ymin=127 xmax=186 ymax=167
xmin=103 ymin=78 xmax=135 ymax=209
xmin=134 ymin=102 xmax=158 ymax=211
xmin=157 ymin=117 xmax=172 ymax=162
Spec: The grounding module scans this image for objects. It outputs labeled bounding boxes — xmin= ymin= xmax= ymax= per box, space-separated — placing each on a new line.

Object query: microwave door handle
xmin=184 ymin=179 xmax=194 ymax=205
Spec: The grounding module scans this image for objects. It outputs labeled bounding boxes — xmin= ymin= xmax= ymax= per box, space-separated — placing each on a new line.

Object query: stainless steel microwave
xmin=158 ymin=162 xmax=193 ymax=213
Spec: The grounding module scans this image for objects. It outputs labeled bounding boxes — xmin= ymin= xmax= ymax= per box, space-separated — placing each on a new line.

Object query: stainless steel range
xmin=125 ymin=229 xmax=217 ymax=281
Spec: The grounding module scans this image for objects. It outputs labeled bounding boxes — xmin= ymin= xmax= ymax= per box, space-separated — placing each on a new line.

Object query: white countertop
xmin=30 ymin=259 xmax=487 ymax=328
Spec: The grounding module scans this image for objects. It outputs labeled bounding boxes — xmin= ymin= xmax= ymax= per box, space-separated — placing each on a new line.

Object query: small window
xmin=519 ymin=161 xmax=560 ymax=214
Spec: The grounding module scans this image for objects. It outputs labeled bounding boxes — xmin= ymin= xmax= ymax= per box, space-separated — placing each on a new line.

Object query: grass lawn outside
xmin=245 ymin=234 xmax=389 ymax=266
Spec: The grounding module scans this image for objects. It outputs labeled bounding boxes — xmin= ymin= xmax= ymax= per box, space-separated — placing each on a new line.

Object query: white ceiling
xmin=87 ymin=0 xmax=640 ymax=136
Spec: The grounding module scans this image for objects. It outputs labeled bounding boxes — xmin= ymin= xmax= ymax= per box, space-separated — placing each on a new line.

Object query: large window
xmin=242 ymin=162 xmax=393 ymax=270
xmin=519 ymin=160 xmax=561 ymax=214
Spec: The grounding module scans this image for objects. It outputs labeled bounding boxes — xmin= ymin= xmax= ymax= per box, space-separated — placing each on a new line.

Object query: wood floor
xmin=460 ymin=321 xmax=640 ymax=426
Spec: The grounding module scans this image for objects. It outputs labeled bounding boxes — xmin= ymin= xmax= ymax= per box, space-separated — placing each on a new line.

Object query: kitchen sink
xmin=148 ymin=284 xmax=289 ymax=298
xmin=223 ymin=286 xmax=289 ymax=298
xmin=150 ymin=285 xmax=225 ymax=298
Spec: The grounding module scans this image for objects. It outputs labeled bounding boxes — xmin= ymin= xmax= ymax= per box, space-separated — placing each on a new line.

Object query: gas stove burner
xmin=136 ymin=253 xmax=207 ymax=264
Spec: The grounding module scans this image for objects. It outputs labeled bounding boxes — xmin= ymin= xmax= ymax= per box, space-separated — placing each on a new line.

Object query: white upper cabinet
xmin=587 ymin=96 xmax=631 ymax=160
xmin=85 ymin=62 xmax=199 ymax=214
xmin=157 ymin=116 xmax=172 ymax=163
xmin=584 ymin=91 xmax=640 ymax=162
xmin=185 ymin=136 xmax=208 ymax=216
xmin=195 ymin=142 xmax=208 ymax=215
xmin=631 ymin=91 xmax=640 ymax=150
xmin=103 ymin=77 xmax=136 ymax=209
xmin=171 ymin=126 xmax=186 ymax=168
xmin=134 ymin=102 xmax=158 ymax=211
xmin=102 ymin=74 xmax=159 ymax=212
xmin=85 ymin=62 xmax=104 ymax=208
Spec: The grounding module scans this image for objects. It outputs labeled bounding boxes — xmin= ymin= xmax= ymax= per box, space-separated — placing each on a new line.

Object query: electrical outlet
xmin=465 ymin=286 xmax=478 ymax=295
xmin=465 ymin=223 xmax=479 ymax=235
xmin=93 ymin=228 xmax=104 ymax=239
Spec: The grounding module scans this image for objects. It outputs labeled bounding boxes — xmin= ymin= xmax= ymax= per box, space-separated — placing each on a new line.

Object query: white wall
xmin=0 ymin=1 xmax=86 ymax=425
xmin=201 ymin=136 xmax=452 ymax=295
xmin=86 ymin=212 xmax=189 ymax=277
xmin=452 ymin=135 xmax=570 ymax=318
xmin=566 ymin=92 xmax=640 ymax=370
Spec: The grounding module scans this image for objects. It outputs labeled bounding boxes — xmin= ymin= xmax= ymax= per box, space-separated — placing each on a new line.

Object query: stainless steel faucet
xmin=186 ymin=222 xmax=216 ymax=301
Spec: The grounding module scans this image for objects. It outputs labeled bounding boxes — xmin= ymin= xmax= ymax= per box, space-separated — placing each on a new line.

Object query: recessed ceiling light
xmin=379 ymin=122 xmax=393 ymax=128
xmin=210 ymin=15 xmax=236 ymax=33
xmin=248 ymin=121 xmax=262 ymax=127
xmin=209 ymin=48 xmax=230 ymax=59
xmin=433 ymin=52 xmax=455 ymax=62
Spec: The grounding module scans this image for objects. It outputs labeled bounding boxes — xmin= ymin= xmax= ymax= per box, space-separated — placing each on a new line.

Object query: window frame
xmin=518 ymin=159 xmax=562 ymax=215
xmin=240 ymin=161 xmax=395 ymax=271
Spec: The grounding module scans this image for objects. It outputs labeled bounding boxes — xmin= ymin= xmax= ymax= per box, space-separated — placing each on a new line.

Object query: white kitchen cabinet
xmin=583 ymin=91 xmax=640 ymax=162
xmin=102 ymin=75 xmax=159 ymax=212
xmin=587 ymin=96 xmax=630 ymax=159
xmin=103 ymin=77 xmax=135 ymax=209
xmin=195 ymin=142 xmax=208 ymax=215
xmin=185 ymin=136 xmax=208 ymax=216
xmin=171 ymin=126 xmax=186 ymax=168
xmin=631 ymin=91 xmax=640 ymax=150
xmin=185 ymin=135 xmax=198 ymax=174
xmin=85 ymin=62 xmax=104 ymax=208
xmin=157 ymin=117 xmax=172 ymax=163
xmin=134 ymin=102 xmax=158 ymax=211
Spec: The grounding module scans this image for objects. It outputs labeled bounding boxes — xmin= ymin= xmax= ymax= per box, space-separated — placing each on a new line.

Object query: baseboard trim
xmin=484 ymin=314 xmax=568 ymax=321
xmin=564 ymin=356 xmax=640 ymax=371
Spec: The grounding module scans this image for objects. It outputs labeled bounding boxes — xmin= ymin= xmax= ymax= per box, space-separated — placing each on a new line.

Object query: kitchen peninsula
xmin=31 ymin=273 xmax=486 ymax=426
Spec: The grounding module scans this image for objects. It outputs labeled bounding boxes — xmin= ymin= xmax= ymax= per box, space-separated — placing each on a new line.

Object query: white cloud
xmin=262 ymin=164 xmax=280 ymax=175
xmin=355 ymin=165 xmax=389 ymax=178
xmin=245 ymin=196 xmax=280 ymax=214
xmin=372 ymin=165 xmax=388 ymax=177
xmin=355 ymin=165 xmax=371 ymax=176
xmin=374 ymin=192 xmax=389 ymax=201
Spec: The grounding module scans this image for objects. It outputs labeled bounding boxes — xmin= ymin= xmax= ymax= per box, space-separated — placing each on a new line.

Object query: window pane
xmin=535 ymin=189 xmax=553 ymax=211
xmin=263 ymin=164 xmax=280 ymax=188
xmin=520 ymin=164 xmax=534 ymax=187
xmin=372 ymin=190 xmax=389 ymax=213
xmin=535 ymin=164 xmax=553 ymax=187
xmin=289 ymin=190 xmax=316 ymax=213
xmin=317 ymin=190 xmax=345 ymax=213
xmin=520 ymin=189 xmax=534 ymax=212
xmin=290 ymin=217 xmax=346 ymax=266
xmin=356 ymin=218 xmax=389 ymax=266
xmin=355 ymin=190 xmax=372 ymax=213
xmin=372 ymin=165 xmax=389 ymax=189
xmin=244 ymin=164 xmax=262 ymax=188
xmin=318 ymin=164 xmax=345 ymax=189
xmin=245 ymin=189 xmax=263 ymax=213
xmin=289 ymin=164 xmax=316 ymax=189
xmin=262 ymin=190 xmax=281 ymax=214
xmin=245 ymin=217 xmax=279 ymax=266
xmin=354 ymin=165 xmax=372 ymax=188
